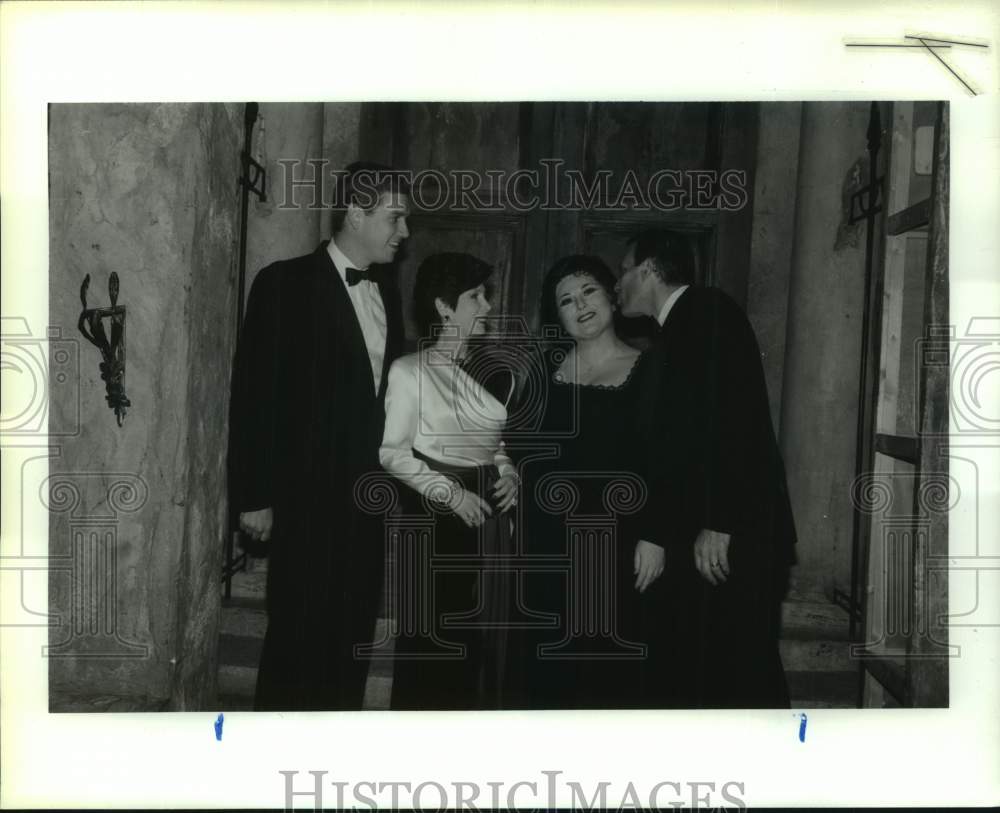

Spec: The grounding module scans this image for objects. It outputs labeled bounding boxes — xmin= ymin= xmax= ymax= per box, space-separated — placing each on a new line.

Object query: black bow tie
xmin=346 ymin=267 xmax=375 ymax=287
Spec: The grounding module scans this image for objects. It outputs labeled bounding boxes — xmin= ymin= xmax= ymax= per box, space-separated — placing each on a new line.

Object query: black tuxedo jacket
xmin=229 ymin=241 xmax=403 ymax=520
xmin=226 ymin=241 xmax=403 ymax=709
xmin=637 ymin=285 xmax=796 ymax=562
xmin=635 ymin=285 xmax=796 ymax=708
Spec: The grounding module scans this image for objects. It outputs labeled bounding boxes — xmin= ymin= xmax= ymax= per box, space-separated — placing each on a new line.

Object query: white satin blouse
xmin=379 ymin=350 xmax=516 ymax=500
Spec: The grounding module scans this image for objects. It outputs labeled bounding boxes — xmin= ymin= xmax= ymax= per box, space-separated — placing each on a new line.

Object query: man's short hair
xmin=627 ymin=229 xmax=695 ymax=286
xmin=331 ymin=161 xmax=410 ymax=234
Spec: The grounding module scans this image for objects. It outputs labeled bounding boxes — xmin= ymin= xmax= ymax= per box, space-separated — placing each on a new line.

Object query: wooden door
xmin=537 ymin=102 xmax=758 ymax=317
xmin=359 ymin=101 xmax=759 ymax=342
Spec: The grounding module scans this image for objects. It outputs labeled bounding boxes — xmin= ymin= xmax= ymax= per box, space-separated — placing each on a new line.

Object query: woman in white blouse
xmin=379 ymin=252 xmax=518 ymax=709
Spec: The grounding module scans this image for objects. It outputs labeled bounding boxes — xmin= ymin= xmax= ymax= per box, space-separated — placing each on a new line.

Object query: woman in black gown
xmin=516 ymin=255 xmax=666 ymax=709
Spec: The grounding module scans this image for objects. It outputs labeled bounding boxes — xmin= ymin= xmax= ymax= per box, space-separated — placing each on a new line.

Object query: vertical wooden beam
xmin=852 ymin=102 xmax=890 ymax=651
xmin=858 ymin=104 xmax=912 ymax=704
xmin=877 ymin=103 xmax=916 ymax=437
xmin=910 ymin=102 xmax=950 ymax=708
xmin=519 ymin=102 xmax=556 ymax=331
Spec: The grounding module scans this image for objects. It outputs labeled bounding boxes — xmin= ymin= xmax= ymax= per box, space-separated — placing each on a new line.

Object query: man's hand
xmin=240 ymin=507 xmax=273 ymax=542
xmin=634 ymin=539 xmax=665 ymax=593
xmin=693 ymin=528 xmax=731 ymax=585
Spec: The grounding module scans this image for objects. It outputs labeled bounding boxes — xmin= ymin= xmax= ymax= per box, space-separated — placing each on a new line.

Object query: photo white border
xmin=2 ymin=0 xmax=998 ymax=808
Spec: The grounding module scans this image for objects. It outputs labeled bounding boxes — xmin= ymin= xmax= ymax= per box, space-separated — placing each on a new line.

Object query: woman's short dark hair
xmin=413 ymin=252 xmax=494 ymax=337
xmin=540 ymin=254 xmax=619 ymax=332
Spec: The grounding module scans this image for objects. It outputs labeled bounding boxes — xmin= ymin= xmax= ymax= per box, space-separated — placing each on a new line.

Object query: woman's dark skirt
xmin=389 ymin=452 xmax=512 ymax=710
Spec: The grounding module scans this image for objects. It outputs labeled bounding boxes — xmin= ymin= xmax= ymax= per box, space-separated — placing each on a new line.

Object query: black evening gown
xmin=514 ymin=352 xmax=660 ymax=709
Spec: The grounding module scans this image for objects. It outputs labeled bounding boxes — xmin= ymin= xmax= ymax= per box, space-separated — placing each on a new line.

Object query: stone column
xmin=318 ymin=102 xmax=363 ymax=243
xmin=244 ymin=103 xmax=325 ymax=293
xmin=47 ymin=103 xmax=243 ymax=709
xmin=779 ymin=102 xmax=871 ymax=597
xmin=746 ymin=102 xmax=803 ymax=434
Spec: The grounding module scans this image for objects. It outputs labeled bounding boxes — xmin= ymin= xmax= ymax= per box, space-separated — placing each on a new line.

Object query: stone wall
xmin=245 ymin=103 xmax=325 ymax=286
xmin=47 ymin=101 xmax=364 ymax=710
xmin=318 ymin=102 xmax=364 ymax=243
xmin=779 ymin=102 xmax=872 ymax=597
xmin=744 ymin=101 xmax=873 ymax=600
xmin=242 ymin=102 xmax=362 ymax=304
xmin=746 ymin=102 xmax=803 ymax=435
xmin=48 ymin=103 xmax=243 ymax=709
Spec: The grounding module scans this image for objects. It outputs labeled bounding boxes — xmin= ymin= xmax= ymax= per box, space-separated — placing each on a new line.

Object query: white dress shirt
xmin=656 ymin=284 xmax=690 ymax=327
xmin=379 ymin=351 xmax=516 ymax=501
xmin=327 ymin=239 xmax=387 ymax=394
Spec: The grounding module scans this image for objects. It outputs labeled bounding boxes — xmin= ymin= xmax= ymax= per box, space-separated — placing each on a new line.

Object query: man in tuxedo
xmin=617 ymin=229 xmax=796 ymax=708
xmin=228 ymin=162 xmax=410 ymax=710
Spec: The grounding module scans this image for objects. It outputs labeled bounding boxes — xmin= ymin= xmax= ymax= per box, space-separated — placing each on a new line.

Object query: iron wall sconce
xmin=78 ymin=272 xmax=130 ymax=426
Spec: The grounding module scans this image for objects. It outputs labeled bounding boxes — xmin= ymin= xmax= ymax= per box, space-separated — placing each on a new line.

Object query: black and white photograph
xmin=2 ymin=2 xmax=998 ymax=810
xmin=41 ymin=99 xmax=950 ymax=714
